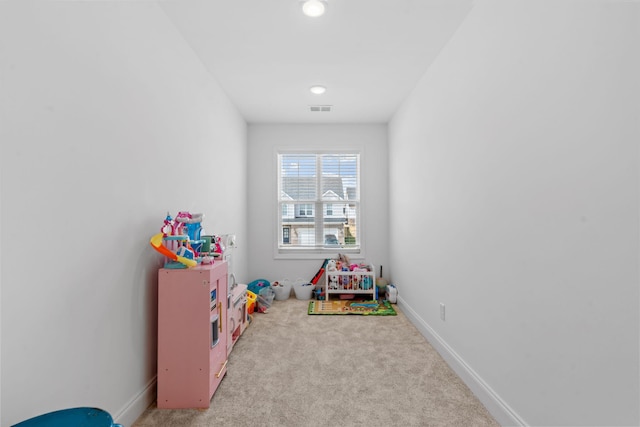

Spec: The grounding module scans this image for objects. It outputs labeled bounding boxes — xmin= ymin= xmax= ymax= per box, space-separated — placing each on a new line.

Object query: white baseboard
xmin=114 ymin=376 xmax=157 ymax=427
xmin=397 ymin=296 xmax=527 ymax=427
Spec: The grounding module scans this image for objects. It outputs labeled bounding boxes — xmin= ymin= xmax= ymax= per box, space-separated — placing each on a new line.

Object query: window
xmin=296 ymin=204 xmax=313 ymax=217
xmin=278 ymin=152 xmax=360 ymax=253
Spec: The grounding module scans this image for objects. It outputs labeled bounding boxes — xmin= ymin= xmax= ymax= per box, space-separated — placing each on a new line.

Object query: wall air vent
xmin=309 ymin=105 xmax=332 ymax=112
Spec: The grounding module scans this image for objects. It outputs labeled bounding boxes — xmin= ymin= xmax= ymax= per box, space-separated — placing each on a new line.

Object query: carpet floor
xmin=133 ymin=298 xmax=499 ymax=427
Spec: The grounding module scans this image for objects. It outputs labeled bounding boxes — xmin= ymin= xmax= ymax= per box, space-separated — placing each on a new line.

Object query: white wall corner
xmin=397 ymin=297 xmax=527 ymax=427
xmin=114 ymin=377 xmax=157 ymax=427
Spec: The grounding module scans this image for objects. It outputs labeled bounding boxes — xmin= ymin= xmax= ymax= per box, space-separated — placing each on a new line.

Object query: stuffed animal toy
xmin=352 ymin=272 xmax=362 ymax=289
xmin=341 ymin=266 xmax=350 ymax=288
xmin=338 ymin=253 xmax=351 ymax=266
xmin=353 ymin=267 xmax=368 ymax=290
xmin=326 ymin=259 xmax=338 ymax=289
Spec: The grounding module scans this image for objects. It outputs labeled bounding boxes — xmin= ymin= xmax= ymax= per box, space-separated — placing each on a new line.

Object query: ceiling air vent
xmin=309 ymin=105 xmax=332 ymax=112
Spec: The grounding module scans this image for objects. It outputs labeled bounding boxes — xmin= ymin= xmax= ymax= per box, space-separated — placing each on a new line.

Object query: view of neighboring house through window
xmin=278 ymin=152 xmax=360 ymax=252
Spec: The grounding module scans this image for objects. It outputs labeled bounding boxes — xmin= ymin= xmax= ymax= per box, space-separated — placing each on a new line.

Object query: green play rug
xmin=308 ymin=299 xmax=397 ymax=316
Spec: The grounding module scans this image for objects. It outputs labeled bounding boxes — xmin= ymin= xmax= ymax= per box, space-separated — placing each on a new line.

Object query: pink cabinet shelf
xmin=157 ymin=262 xmax=228 ymax=409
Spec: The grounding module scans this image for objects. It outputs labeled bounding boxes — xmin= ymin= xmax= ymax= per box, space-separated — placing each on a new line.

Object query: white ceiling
xmin=159 ymin=0 xmax=474 ymax=124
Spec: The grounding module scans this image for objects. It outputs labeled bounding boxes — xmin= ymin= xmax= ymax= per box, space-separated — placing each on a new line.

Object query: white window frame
xmin=276 ymin=149 xmax=362 ymax=259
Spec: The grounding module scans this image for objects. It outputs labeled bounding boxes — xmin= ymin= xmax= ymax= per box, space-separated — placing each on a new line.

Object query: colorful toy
xmin=211 ymin=235 xmax=224 ymax=255
xmin=176 ymin=212 xmax=204 ymax=241
xmin=341 ymin=266 xmax=350 ymax=287
xmin=310 ymin=258 xmax=329 ymax=285
xmin=161 ymin=212 xmax=176 ymax=235
xmin=151 ymin=211 xmax=211 ymax=268
xmin=246 ymin=290 xmax=257 ymax=315
xmin=150 ymin=233 xmax=197 ymax=268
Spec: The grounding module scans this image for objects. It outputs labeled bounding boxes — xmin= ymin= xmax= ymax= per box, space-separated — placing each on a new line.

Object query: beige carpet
xmin=134 ymin=298 xmax=499 ymax=427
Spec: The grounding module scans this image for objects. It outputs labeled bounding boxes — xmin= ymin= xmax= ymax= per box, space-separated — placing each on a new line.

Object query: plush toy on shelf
xmin=326 ymin=259 xmax=338 ymax=289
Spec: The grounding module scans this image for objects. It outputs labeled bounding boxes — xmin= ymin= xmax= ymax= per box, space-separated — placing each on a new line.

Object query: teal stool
xmin=12 ymin=407 xmax=122 ymax=427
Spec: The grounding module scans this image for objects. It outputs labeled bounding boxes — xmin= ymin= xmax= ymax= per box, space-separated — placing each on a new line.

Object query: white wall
xmin=389 ymin=1 xmax=639 ymax=425
xmin=247 ymin=124 xmax=389 ymax=285
xmin=0 ymin=2 xmax=247 ymax=426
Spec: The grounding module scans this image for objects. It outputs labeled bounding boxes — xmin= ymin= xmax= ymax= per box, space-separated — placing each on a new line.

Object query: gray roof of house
xmin=281 ymin=176 xmax=344 ymax=200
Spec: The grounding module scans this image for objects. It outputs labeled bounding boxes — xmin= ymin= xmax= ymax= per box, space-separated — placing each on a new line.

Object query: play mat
xmin=308 ymin=299 xmax=396 ymax=316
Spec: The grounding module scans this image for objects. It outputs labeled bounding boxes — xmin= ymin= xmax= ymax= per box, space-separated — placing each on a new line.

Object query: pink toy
xmin=212 ymin=235 xmax=224 ymax=254
xmin=174 ymin=211 xmax=193 ymax=235
xmin=156 ymin=212 xmax=207 ymax=266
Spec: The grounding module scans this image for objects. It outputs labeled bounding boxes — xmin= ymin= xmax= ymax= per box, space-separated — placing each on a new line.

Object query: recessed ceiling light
xmin=301 ymin=0 xmax=327 ymax=18
xmin=310 ymin=85 xmax=327 ymax=95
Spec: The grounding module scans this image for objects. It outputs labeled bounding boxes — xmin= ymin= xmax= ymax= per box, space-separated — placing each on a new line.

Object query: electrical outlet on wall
xmin=440 ymin=303 xmax=445 ymax=321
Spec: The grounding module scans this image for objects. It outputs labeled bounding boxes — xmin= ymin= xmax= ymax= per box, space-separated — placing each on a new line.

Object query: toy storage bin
xmin=247 ymin=279 xmax=270 ymax=296
xmin=293 ymin=282 xmax=314 ymax=300
xmin=257 ymin=287 xmax=276 ymax=309
xmin=272 ymin=279 xmax=292 ymax=301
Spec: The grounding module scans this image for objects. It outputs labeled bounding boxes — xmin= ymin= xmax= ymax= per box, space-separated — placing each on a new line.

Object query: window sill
xmin=274 ymin=248 xmax=363 ymax=260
